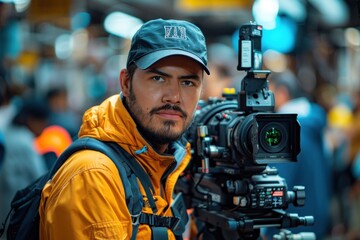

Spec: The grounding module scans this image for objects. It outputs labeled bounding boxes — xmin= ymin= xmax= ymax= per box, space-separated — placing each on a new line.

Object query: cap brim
xmin=134 ymin=49 xmax=210 ymax=75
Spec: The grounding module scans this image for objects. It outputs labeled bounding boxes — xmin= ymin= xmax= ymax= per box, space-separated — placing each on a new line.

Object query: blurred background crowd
xmin=0 ymin=0 xmax=359 ymax=239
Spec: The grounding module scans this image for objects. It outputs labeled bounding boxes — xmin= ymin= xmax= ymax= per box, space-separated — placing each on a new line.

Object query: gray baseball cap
xmin=126 ymin=18 xmax=210 ymax=75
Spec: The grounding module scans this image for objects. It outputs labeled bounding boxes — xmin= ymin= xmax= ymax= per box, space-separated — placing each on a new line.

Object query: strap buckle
xmin=131 ymin=212 xmax=142 ymax=226
xmin=170 ymin=217 xmax=181 ymax=232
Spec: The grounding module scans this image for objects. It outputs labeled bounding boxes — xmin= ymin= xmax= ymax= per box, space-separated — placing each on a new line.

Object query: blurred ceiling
xmin=85 ymin=0 xmax=254 ymax=39
xmin=83 ymin=0 xmax=359 ymax=39
xmin=14 ymin=0 xmax=360 ymax=46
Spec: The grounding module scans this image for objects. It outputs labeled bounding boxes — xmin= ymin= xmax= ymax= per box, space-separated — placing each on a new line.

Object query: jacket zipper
xmin=160 ymin=160 xmax=176 ymax=199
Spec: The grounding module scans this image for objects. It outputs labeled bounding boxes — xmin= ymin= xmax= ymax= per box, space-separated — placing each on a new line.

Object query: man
xmin=0 ymin=95 xmax=49 ymax=239
xmin=39 ymin=18 xmax=210 ymax=239
xmin=265 ymin=70 xmax=332 ymax=239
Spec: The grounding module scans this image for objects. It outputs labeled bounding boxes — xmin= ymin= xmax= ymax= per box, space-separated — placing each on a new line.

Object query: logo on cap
xmin=164 ymin=26 xmax=187 ymax=40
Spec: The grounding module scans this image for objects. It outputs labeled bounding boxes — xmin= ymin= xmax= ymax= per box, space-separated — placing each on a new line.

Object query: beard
xmin=124 ymin=87 xmax=193 ymax=146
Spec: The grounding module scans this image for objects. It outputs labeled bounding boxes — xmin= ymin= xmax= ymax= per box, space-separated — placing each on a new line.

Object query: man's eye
xmin=152 ymin=76 xmax=164 ymax=82
xmin=182 ymin=80 xmax=195 ymax=87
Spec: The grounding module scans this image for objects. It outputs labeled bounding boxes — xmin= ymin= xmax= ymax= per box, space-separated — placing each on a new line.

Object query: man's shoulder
xmin=53 ymin=149 xmax=120 ymax=183
xmin=42 ymin=149 xmax=126 ymax=206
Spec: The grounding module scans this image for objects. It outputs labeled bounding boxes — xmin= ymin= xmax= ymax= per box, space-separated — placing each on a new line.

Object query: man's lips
xmin=155 ymin=110 xmax=184 ymax=120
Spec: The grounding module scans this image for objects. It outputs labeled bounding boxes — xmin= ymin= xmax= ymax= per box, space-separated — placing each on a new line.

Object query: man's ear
xmin=120 ymin=69 xmax=130 ymax=97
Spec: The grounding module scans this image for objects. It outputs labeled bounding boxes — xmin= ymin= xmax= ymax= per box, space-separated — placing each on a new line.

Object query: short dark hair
xmin=122 ymin=63 xmax=137 ymax=107
xmin=45 ymin=86 xmax=67 ymax=101
xmin=127 ymin=63 xmax=137 ymax=81
xmin=0 ymin=70 xmax=9 ymax=106
xmin=13 ymin=95 xmax=50 ymax=126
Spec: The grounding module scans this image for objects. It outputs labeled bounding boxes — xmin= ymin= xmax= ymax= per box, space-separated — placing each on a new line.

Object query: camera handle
xmin=194 ymin=208 xmax=314 ymax=240
xmin=238 ymin=70 xmax=274 ymax=113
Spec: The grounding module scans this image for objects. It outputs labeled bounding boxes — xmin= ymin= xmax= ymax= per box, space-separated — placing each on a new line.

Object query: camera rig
xmin=175 ymin=22 xmax=315 ymax=240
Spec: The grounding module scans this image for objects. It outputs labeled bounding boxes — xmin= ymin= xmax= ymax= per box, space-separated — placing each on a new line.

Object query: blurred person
xmin=347 ymin=91 xmax=360 ymax=178
xmin=0 ymin=72 xmax=7 ymax=170
xmin=39 ymin=18 xmax=209 ymax=239
xmin=0 ymin=69 xmax=18 ymax=132
xmin=201 ymin=62 xmax=231 ymax=100
xmin=0 ymin=1 xmax=22 ymax=79
xmin=201 ymin=43 xmax=237 ymax=101
xmin=264 ymin=70 xmax=332 ymax=239
xmin=0 ymin=94 xmax=49 ymax=239
xmin=0 ymin=1 xmax=28 ymax=127
xmin=0 ymin=131 xmax=4 ymax=169
xmin=0 ymin=69 xmax=21 ymax=170
xmin=326 ymin=92 xmax=355 ymax=236
xmin=343 ymin=90 xmax=360 ymax=239
xmin=45 ymin=86 xmax=82 ymax=139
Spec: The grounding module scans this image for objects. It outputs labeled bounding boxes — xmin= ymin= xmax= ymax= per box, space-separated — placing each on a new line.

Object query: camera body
xmin=189 ymin=99 xmax=300 ymax=171
xmin=186 ymin=98 xmax=301 ymax=212
xmin=176 ymin=22 xmax=314 ymax=239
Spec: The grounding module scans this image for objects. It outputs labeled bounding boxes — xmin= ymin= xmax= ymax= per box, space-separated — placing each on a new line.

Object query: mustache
xmin=150 ymin=104 xmax=187 ymax=118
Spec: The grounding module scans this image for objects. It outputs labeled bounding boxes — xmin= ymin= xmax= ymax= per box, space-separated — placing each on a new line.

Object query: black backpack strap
xmin=57 ymin=138 xmax=183 ymax=239
xmin=106 ymin=142 xmax=158 ymax=214
xmin=105 ymin=142 xmax=186 ymax=239
xmin=105 ymin=142 xmax=158 ymax=240
xmin=74 ymin=139 xmax=161 ymax=238
xmin=54 ymin=138 xmax=182 ymax=239
xmin=152 ymin=227 xmax=168 ymax=240
xmin=139 ymin=213 xmax=181 ymax=230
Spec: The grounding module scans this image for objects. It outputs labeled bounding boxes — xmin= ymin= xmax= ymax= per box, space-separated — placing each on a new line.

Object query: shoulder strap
xmin=59 ymin=138 xmax=158 ymax=213
xmin=106 ymin=142 xmax=158 ymax=213
xmin=62 ymin=138 xmax=159 ymax=239
xmin=103 ymin=141 xmax=186 ymax=239
xmin=54 ymin=138 xmax=183 ymax=239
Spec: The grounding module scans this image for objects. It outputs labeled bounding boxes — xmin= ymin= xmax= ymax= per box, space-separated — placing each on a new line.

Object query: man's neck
xmin=152 ymin=143 xmax=169 ymax=154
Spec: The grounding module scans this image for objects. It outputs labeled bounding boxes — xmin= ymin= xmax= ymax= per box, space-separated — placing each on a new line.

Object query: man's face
xmin=121 ymin=55 xmax=204 ymax=150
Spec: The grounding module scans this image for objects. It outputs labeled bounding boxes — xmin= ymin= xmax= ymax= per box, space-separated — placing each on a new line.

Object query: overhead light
xmin=55 ymin=34 xmax=73 ymax=60
xmin=308 ymin=0 xmax=349 ymax=26
xmin=278 ymin=0 xmax=306 ymax=22
xmin=0 ymin=0 xmax=31 ymax=12
xmin=345 ymin=27 xmax=360 ymax=47
xmin=262 ymin=16 xmax=298 ymax=53
xmin=71 ymin=12 xmax=91 ymax=30
xmin=252 ymin=0 xmax=279 ymax=30
xmin=104 ymin=12 xmax=143 ymax=39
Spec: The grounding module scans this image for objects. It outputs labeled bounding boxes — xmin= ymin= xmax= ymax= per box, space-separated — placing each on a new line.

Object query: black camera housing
xmin=176 ymin=21 xmax=314 ymax=239
xmin=238 ymin=22 xmax=263 ymax=71
xmin=187 ymin=99 xmax=300 ymax=175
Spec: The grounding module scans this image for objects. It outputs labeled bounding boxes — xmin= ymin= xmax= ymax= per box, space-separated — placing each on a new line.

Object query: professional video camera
xmin=176 ymin=22 xmax=315 ymax=240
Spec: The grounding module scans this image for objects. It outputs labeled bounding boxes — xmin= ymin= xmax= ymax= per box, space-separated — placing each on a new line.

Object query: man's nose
xmin=162 ymin=82 xmax=181 ymax=104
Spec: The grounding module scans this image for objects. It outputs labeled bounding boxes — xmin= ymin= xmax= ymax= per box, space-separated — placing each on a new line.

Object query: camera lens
xmin=264 ymin=127 xmax=282 ymax=146
xmin=260 ymin=122 xmax=287 ymax=153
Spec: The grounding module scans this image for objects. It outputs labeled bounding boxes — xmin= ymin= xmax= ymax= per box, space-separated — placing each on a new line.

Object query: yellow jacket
xmin=39 ymin=94 xmax=192 ymax=239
